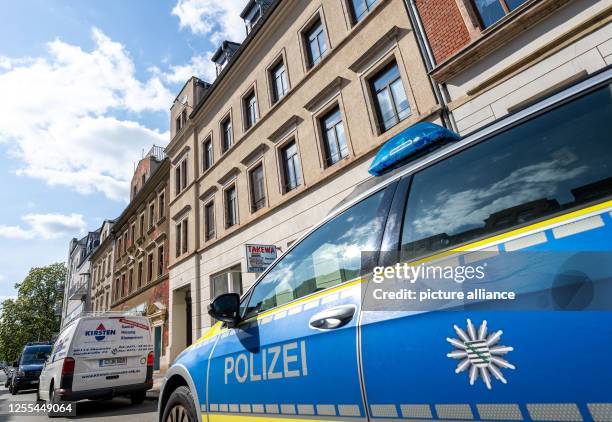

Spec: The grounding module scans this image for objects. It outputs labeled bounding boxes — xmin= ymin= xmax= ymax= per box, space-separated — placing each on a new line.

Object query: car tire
xmin=161 ymin=386 xmax=197 ymax=422
xmin=130 ymin=391 xmax=146 ymax=405
xmin=48 ymin=386 xmax=60 ymax=419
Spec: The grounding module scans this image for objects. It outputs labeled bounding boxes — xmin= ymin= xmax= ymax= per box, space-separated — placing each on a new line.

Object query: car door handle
xmin=309 ymin=305 xmax=357 ymax=330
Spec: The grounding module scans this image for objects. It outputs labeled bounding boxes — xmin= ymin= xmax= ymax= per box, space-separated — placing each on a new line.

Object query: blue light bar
xmin=368 ymin=122 xmax=460 ymax=176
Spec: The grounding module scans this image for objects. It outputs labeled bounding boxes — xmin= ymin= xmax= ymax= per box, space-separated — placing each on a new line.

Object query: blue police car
xmin=159 ymin=69 xmax=612 ymax=422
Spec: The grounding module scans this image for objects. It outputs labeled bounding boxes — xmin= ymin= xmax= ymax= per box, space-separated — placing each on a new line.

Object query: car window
xmin=242 ymin=187 xmax=390 ymax=319
xmin=21 ymin=348 xmax=51 ymax=365
xmin=401 ymin=82 xmax=612 ymax=259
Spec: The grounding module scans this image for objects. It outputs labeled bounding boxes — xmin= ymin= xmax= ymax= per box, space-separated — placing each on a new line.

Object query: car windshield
xmin=20 ymin=348 xmax=51 ymax=365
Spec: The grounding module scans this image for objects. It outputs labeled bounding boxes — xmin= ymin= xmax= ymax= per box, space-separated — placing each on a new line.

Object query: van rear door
xmin=70 ymin=316 xmax=152 ymax=392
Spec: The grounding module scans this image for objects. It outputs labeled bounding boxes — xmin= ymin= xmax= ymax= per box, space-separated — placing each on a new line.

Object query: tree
xmin=0 ymin=263 xmax=65 ymax=362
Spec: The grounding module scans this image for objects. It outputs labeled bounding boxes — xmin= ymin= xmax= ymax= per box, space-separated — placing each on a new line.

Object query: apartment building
xmin=110 ymin=146 xmax=171 ymax=372
xmin=165 ymin=0 xmax=440 ymax=360
xmin=409 ymin=0 xmax=611 ymax=134
xmin=89 ymin=219 xmax=115 ymax=312
xmin=61 ymin=229 xmax=100 ymax=325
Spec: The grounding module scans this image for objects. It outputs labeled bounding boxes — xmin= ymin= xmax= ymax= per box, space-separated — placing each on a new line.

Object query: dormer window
xmin=216 ymin=56 xmax=229 ymax=76
xmin=212 ymin=41 xmax=241 ymax=77
xmin=244 ymin=4 xmax=261 ymax=34
xmin=241 ymin=0 xmax=270 ymax=35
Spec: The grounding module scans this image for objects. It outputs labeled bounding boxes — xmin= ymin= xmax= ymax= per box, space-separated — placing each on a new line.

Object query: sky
xmin=0 ymin=0 xmax=249 ymax=300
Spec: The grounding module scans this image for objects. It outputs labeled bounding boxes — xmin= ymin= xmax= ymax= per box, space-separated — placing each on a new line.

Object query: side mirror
xmin=207 ymin=293 xmax=241 ymax=328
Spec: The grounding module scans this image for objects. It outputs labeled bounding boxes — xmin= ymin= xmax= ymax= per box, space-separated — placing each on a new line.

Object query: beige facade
xmin=165 ymin=0 xmax=439 ymax=360
xmin=90 ymin=220 xmax=115 ymax=312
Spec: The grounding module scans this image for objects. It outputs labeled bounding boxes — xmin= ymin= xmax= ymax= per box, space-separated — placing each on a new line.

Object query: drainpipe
xmin=402 ymin=0 xmax=459 ymax=133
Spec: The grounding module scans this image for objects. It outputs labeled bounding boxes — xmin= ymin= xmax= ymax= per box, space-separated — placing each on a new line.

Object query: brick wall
xmin=415 ymin=0 xmax=471 ymax=63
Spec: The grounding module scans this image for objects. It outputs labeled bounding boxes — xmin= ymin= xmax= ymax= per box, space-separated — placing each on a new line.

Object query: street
xmin=0 ymin=373 xmax=157 ymax=421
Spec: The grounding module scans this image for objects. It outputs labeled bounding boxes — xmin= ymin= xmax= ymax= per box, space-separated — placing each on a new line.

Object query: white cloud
xmin=172 ymin=0 xmax=247 ymax=43
xmin=164 ymin=52 xmax=217 ymax=84
xmin=0 ymin=213 xmax=86 ymax=240
xmin=0 ymin=28 xmax=172 ymax=201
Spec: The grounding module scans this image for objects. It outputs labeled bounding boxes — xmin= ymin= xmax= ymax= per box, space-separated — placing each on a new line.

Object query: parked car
xmin=158 ymin=70 xmax=612 ymax=421
xmin=10 ymin=343 xmax=53 ymax=395
xmin=38 ymin=314 xmax=154 ymax=408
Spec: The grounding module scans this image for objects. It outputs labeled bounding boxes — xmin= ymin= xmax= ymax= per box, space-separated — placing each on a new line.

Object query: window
xmin=249 ymin=164 xmax=266 ymax=212
xmin=158 ymin=245 xmax=164 ymax=277
xmin=211 ymin=267 xmax=242 ymax=299
xmin=270 ymin=60 xmax=289 ymax=103
xmin=130 ymin=224 xmax=135 ymax=246
xmin=203 ymin=138 xmax=213 ymax=170
xmin=244 ymin=90 xmax=258 ymax=129
xmin=176 ymin=219 xmax=189 ymax=257
xmin=350 ymin=0 xmax=379 ymax=23
xmin=147 ymin=253 xmax=154 ymax=283
xmin=175 ymin=159 xmax=188 ymax=195
xmin=243 ymin=187 xmax=390 ymax=318
xmin=205 ymin=201 xmax=215 ymax=241
xmin=114 ymin=278 xmax=120 ymax=300
xmin=321 ymin=107 xmax=349 ymax=166
xmin=149 ymin=202 xmax=155 ymax=229
xmin=472 ymin=0 xmax=528 ymax=29
xmin=401 ymin=82 xmax=612 ymax=260
xmin=121 ymin=273 xmax=126 ymax=297
xmin=176 ymin=109 xmax=187 ymax=133
xmin=123 ymin=232 xmax=127 ymax=254
xmin=128 ymin=269 xmax=133 ymax=293
xmin=159 ymin=192 xmax=165 ymax=219
xmin=138 ymin=261 xmax=143 ymax=288
xmin=281 ymin=141 xmax=302 ymax=192
xmin=370 ymin=62 xmax=410 ymax=131
xmin=221 ymin=118 xmax=233 ymax=152
xmin=304 ymin=19 xmax=328 ymax=67
xmin=225 ymin=186 xmax=238 ymax=228
xmin=244 ymin=4 xmax=262 ymax=34
xmin=139 ymin=214 xmax=145 ymax=238
xmin=141 ymin=173 xmax=146 ymax=188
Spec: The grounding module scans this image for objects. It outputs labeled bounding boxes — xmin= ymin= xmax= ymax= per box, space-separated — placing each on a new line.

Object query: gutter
xmin=402 ymin=0 xmax=458 ymax=132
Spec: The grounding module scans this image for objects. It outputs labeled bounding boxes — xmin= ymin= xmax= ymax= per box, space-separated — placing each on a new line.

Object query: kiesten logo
xmin=85 ymin=323 xmax=116 ymax=341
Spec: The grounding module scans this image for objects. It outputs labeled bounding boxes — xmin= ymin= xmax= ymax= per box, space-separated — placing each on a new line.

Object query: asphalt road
xmin=0 ymin=372 xmax=157 ymax=421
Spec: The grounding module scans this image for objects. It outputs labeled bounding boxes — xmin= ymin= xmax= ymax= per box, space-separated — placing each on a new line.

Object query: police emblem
xmin=446 ymin=319 xmax=515 ymax=389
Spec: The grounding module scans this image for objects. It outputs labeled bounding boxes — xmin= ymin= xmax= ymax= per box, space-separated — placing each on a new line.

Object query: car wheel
xmin=162 ymin=386 xmax=197 ymax=422
xmin=48 ymin=386 xmax=60 ymax=419
xmin=130 ymin=391 xmax=146 ymax=405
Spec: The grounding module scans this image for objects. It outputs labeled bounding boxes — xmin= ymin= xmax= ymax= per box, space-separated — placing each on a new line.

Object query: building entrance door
xmin=153 ymin=325 xmax=162 ymax=371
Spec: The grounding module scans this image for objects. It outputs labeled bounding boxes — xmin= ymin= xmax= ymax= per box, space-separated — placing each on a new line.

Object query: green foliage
xmin=0 ymin=263 xmax=65 ymax=362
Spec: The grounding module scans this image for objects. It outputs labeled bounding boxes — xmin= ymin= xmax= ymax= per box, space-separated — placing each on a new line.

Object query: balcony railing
xmin=68 ymin=280 xmax=89 ymax=300
xmin=145 ymin=145 xmax=166 ymax=162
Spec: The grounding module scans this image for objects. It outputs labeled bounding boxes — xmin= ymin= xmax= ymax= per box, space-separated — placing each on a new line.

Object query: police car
xmin=159 ymin=68 xmax=612 ymax=422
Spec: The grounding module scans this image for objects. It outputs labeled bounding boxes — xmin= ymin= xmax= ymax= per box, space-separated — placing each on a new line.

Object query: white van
xmin=38 ymin=314 xmax=154 ymax=406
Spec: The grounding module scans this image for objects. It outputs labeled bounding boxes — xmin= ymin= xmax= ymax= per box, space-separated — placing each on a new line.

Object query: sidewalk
xmin=146 ymin=373 xmax=164 ymax=400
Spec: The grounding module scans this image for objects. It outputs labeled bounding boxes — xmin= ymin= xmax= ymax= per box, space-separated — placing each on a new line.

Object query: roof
xmin=240 ymin=0 xmax=257 ymax=18
xmin=211 ymin=41 xmax=242 ymax=63
xmin=185 ymin=0 xmax=280 ymax=123
xmin=240 ymin=0 xmax=273 ymax=18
